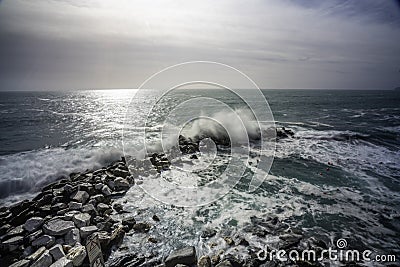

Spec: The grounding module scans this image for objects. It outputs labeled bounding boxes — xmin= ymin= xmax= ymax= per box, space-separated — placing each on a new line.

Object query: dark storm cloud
xmin=0 ymin=0 xmax=399 ymax=90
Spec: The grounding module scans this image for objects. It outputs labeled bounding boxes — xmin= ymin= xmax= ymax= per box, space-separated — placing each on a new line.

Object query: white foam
xmin=0 ymin=146 xmax=122 ymax=203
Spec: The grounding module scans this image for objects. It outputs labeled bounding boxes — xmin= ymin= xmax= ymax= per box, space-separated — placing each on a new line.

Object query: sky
xmin=0 ymin=0 xmax=399 ymax=90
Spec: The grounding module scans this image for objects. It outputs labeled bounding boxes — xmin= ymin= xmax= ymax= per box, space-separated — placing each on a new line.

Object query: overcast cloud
xmin=0 ymin=0 xmax=399 ymax=90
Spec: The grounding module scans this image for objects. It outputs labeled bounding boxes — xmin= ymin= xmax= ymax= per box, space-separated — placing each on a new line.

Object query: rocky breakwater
xmin=0 ymin=158 xmax=135 ymax=267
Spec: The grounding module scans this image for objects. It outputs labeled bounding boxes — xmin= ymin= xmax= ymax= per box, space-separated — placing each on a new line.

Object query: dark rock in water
xmin=132 ymin=222 xmax=151 ymax=233
xmin=152 ymin=214 xmax=160 ymax=222
xmin=276 ymin=127 xmax=294 ymax=139
xmin=113 ymin=203 xmax=124 ymax=213
xmin=106 ymin=254 xmax=145 ymax=267
xmin=201 ymin=228 xmax=217 ymax=238
xmin=122 ymin=217 xmax=136 ymax=230
xmin=165 ymin=246 xmax=197 ymax=267
xmin=43 ymin=219 xmax=75 ymax=236
xmin=215 ymin=260 xmax=233 ymax=267
xmin=279 ymin=233 xmax=302 ymax=249
xmin=198 ymin=255 xmax=211 ymax=267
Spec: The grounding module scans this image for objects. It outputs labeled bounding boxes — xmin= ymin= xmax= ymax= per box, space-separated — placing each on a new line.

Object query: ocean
xmin=0 ymin=89 xmax=399 ymax=262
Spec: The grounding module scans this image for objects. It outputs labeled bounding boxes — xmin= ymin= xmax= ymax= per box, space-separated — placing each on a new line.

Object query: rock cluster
xmin=0 ymin=158 xmax=137 ymax=267
xmin=276 ymin=127 xmax=295 ymax=139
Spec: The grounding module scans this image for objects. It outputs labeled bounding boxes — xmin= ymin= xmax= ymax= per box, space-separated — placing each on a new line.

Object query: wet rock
xmin=4 ymin=225 xmax=25 ymax=238
xmin=68 ymin=202 xmax=82 ymax=211
xmin=238 ymin=238 xmax=249 ymax=246
xmin=43 ymin=219 xmax=75 ymax=236
xmin=101 ymin=185 xmax=112 ymax=196
xmin=114 ymin=177 xmax=130 ymax=191
xmin=32 ymin=235 xmax=55 ymax=248
xmin=109 ymin=225 xmax=125 ymax=249
xmin=97 ymin=231 xmax=111 ymax=251
xmin=24 ymin=217 xmax=44 ymax=232
xmin=1 ymin=235 xmax=24 ymax=251
xmin=224 ymin=236 xmax=234 ymax=246
xmin=106 ymin=254 xmax=145 ymax=267
xmin=64 ymin=228 xmax=80 ymax=246
xmin=9 ymin=259 xmax=30 ymax=267
xmin=279 ymin=233 xmax=302 ymax=249
xmin=165 ymin=246 xmax=197 ymax=267
xmin=79 ymin=225 xmax=98 ymax=240
xmin=81 ymin=204 xmax=96 ymax=215
xmin=27 ymin=246 xmax=46 ymax=261
xmin=152 ymin=214 xmax=160 ymax=222
xmin=113 ymin=168 xmax=130 ymax=178
xmin=31 ymin=249 xmax=52 ymax=267
xmin=201 ymin=228 xmax=217 ymax=238
xmin=113 ymin=203 xmax=124 ymax=213
xmin=63 ymin=211 xmax=80 ymax=221
xmin=96 ymin=203 xmax=111 ymax=215
xmin=49 ymin=244 xmax=66 ymax=261
xmin=276 ymin=127 xmax=294 ymax=139
xmin=122 ymin=216 xmax=136 ymax=230
xmin=50 ymin=257 xmax=73 ymax=267
xmin=132 ymin=222 xmax=151 ymax=233
xmin=52 ymin=203 xmax=68 ymax=212
xmin=216 ymin=260 xmax=233 ymax=267
xmin=66 ymin=245 xmax=87 ymax=266
xmin=198 ymin=255 xmax=211 ymax=267
xmin=72 ymin=213 xmax=91 ymax=228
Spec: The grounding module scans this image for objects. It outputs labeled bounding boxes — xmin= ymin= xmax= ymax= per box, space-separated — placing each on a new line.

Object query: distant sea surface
xmin=0 ymin=89 xmax=399 ymax=257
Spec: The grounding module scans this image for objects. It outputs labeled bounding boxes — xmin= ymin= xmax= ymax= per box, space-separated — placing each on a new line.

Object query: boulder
xmin=24 ymin=217 xmax=44 ymax=232
xmin=66 ymin=245 xmax=87 ymax=266
xmin=101 ymin=185 xmax=112 ymax=196
xmin=9 ymin=259 xmax=30 ymax=267
xmin=71 ymin=191 xmax=89 ymax=204
xmin=68 ymin=202 xmax=82 ymax=211
xmin=49 ymin=244 xmax=66 ymax=261
xmin=49 ymin=257 xmax=73 ymax=267
xmin=113 ymin=203 xmax=124 ymax=213
xmin=165 ymin=246 xmax=197 ymax=267
xmin=114 ymin=177 xmax=130 ymax=191
xmin=27 ymin=246 xmax=46 ymax=261
xmin=32 ymin=235 xmax=55 ymax=247
xmin=80 ymin=225 xmax=98 ymax=240
xmin=1 ymin=235 xmax=24 ymax=251
xmin=31 ymin=249 xmax=53 ymax=267
xmin=43 ymin=219 xmax=75 ymax=236
xmin=132 ymin=222 xmax=151 ymax=233
xmin=72 ymin=213 xmax=91 ymax=228
xmin=112 ymin=168 xmax=130 ymax=178
xmin=215 ymin=260 xmax=233 ymax=267
xmin=65 ymin=228 xmax=80 ymax=246
xmin=122 ymin=216 xmax=136 ymax=230
xmin=198 ymin=255 xmax=211 ymax=267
